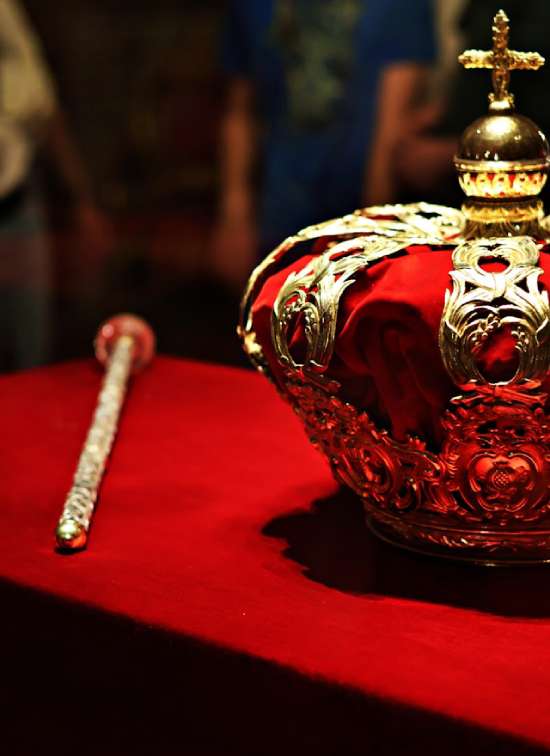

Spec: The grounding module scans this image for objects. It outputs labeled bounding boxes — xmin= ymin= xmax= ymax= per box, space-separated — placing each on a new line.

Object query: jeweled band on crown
xmin=239 ymin=11 xmax=550 ymax=563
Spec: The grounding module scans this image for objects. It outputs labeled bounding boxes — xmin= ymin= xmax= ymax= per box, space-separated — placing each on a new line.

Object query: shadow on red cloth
xmin=263 ymin=487 xmax=550 ymax=618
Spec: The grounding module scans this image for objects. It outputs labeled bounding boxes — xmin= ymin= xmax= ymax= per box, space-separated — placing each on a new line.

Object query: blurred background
xmin=2 ymin=0 xmax=549 ymax=373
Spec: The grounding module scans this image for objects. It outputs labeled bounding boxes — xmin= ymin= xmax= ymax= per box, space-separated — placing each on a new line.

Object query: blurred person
xmin=0 ymin=0 xmax=109 ymax=371
xmin=396 ymin=0 xmax=550 ymax=204
xmin=212 ymin=0 xmax=438 ymax=289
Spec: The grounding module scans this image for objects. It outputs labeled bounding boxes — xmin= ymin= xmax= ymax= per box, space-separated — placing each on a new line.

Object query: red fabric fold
xmin=252 ymin=242 xmax=550 ymax=444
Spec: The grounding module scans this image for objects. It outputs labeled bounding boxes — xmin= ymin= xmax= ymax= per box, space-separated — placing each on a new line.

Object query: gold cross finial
xmin=458 ymin=9 xmax=544 ymax=112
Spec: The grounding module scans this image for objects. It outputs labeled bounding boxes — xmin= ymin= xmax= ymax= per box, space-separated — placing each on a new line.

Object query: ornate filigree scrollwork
xmin=239 ymin=202 xmax=465 ymax=380
xmin=271 ymin=237 xmax=408 ymax=381
xmin=284 ymin=378 xmax=550 ymax=550
xmin=439 ymin=236 xmax=550 ymax=386
xmin=441 ymin=387 xmax=550 ymax=523
xmin=356 ymin=202 xmax=465 ymax=241
xmin=269 ymin=203 xmax=465 ymax=381
xmin=286 ymin=380 xmax=443 ymax=514
xmin=296 ymin=202 xmax=465 ymax=244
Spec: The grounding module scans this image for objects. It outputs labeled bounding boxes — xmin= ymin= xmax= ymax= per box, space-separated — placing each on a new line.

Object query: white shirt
xmin=0 ymin=0 xmax=58 ymax=195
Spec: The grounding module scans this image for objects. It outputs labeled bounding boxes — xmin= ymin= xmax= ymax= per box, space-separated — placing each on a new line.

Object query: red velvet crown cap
xmin=249 ymin=233 xmax=550 ymax=446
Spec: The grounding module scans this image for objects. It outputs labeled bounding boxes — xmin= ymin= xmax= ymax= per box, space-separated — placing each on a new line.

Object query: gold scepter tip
xmin=56 ymin=518 xmax=87 ymax=551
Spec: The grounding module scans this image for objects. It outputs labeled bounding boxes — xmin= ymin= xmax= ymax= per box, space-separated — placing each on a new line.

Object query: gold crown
xmin=239 ymin=11 xmax=550 ymax=564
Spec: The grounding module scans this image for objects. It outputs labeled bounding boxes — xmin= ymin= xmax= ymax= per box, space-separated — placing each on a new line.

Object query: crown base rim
xmin=366 ymin=508 xmax=550 ymax=566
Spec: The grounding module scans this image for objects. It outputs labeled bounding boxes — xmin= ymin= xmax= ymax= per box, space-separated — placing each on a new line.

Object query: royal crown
xmin=238 ymin=10 xmax=550 ymax=563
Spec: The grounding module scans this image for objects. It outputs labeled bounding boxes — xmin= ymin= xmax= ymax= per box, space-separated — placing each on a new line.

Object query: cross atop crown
xmin=458 ymin=9 xmax=544 ymax=112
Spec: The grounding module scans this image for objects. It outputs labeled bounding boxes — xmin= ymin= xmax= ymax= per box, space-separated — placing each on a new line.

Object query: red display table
xmin=2 ymin=357 xmax=550 ymax=755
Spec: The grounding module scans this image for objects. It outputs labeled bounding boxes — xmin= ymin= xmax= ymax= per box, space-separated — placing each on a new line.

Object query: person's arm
xmin=363 ymin=62 xmax=431 ymax=205
xmin=211 ymin=76 xmax=258 ymax=288
xmin=0 ymin=2 xmax=111 ymax=257
xmin=42 ymin=109 xmax=113 ymax=259
xmin=219 ymin=77 xmax=256 ymax=227
xmin=393 ymin=106 xmax=458 ymax=195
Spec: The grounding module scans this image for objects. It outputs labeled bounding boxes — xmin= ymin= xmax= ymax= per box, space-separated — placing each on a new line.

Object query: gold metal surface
xmin=439 ymin=236 xmax=550 ymax=387
xmin=461 ymin=198 xmax=546 ymax=238
xmin=279 ymin=369 xmax=550 ymax=562
xmin=285 ymin=378 xmax=443 ymax=515
xmin=55 ymin=518 xmax=87 ymax=551
xmin=454 ymin=159 xmax=549 ymax=173
xmin=458 ymin=9 xmax=544 ymax=112
xmin=462 ymin=198 xmax=543 ymax=223
xmin=455 ymin=113 xmax=549 ymax=183
xmin=55 ymin=335 xmax=134 ymax=552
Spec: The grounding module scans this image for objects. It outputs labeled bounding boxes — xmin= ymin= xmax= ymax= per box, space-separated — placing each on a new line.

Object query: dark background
xmin=23 ymin=0 xmax=243 ymax=367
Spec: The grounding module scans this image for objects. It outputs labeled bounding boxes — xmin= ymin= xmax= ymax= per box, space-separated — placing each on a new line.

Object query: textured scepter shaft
xmin=56 ymin=336 xmax=133 ymax=550
xmin=55 ymin=314 xmax=155 ymax=552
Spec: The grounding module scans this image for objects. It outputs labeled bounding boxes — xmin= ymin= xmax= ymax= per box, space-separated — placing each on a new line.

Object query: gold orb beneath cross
xmin=455 ymin=112 xmax=550 ymax=199
xmin=454 ymin=10 xmax=550 ymax=203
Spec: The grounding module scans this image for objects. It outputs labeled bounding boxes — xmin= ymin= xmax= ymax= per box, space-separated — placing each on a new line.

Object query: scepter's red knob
xmin=94 ymin=313 xmax=155 ymax=373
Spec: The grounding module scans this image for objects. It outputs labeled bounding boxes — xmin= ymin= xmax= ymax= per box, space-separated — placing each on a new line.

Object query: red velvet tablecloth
xmin=2 ymin=357 xmax=550 ymax=755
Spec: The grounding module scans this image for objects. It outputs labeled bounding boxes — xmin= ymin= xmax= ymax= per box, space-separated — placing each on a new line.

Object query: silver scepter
xmin=55 ymin=313 xmax=155 ymax=552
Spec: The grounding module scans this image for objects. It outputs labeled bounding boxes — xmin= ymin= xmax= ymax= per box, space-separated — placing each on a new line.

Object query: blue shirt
xmin=224 ymin=0 xmax=436 ymax=251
